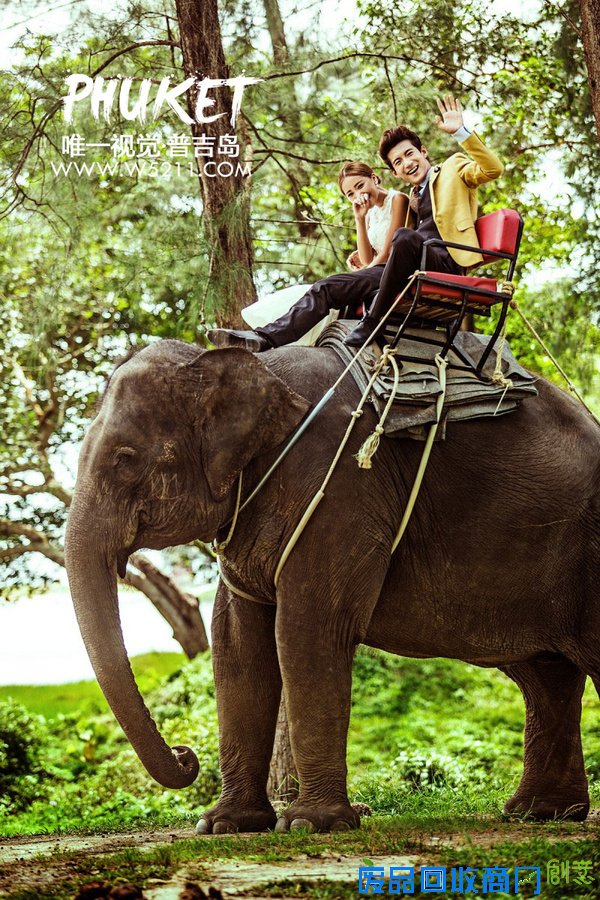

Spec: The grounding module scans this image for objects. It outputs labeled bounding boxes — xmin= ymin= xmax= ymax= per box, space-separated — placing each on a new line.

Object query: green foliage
xmin=1 ymin=648 xmax=599 ymax=836
xmin=482 ymin=281 xmax=600 ymax=405
xmin=348 ymin=648 xmax=600 ymax=817
xmin=0 ymin=699 xmax=49 ymax=810
xmin=0 ymin=651 xmax=219 ymax=836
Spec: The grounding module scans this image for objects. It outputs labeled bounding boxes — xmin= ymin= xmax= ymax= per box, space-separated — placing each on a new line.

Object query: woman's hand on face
xmin=352 ymin=192 xmax=371 ymax=220
xmin=346 ymin=250 xmax=363 ymax=270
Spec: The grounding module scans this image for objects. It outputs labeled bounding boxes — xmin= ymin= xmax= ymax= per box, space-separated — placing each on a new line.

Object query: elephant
xmin=64 ymin=338 xmax=600 ymax=834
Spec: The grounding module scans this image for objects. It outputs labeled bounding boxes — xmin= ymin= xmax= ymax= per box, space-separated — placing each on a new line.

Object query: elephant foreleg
xmin=273 ymin=590 xmax=367 ymax=833
xmin=501 ymin=656 xmax=589 ymax=821
xmin=196 ymin=582 xmax=281 ymax=834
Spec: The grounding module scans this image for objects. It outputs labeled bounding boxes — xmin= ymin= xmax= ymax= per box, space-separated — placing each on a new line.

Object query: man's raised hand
xmin=435 ymin=95 xmax=464 ymax=134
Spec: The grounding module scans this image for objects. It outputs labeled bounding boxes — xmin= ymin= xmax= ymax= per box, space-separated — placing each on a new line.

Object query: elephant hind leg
xmin=501 ymin=655 xmax=589 ymax=822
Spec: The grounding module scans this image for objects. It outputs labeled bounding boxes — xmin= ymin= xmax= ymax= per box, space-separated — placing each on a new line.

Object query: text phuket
xmin=63 ymin=75 xmax=261 ymax=126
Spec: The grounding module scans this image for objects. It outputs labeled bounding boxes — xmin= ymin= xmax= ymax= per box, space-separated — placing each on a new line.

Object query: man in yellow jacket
xmin=209 ymin=95 xmax=503 ymax=352
xmin=344 ymin=94 xmax=504 ymax=345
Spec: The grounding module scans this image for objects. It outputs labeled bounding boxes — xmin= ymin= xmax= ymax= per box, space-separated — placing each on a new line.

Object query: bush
xmin=0 ymin=699 xmax=48 ymax=810
xmin=0 ymin=653 xmax=222 ymax=835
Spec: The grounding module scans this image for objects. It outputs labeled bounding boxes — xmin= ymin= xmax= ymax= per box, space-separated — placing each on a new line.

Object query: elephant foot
xmin=503 ymin=791 xmax=589 ymax=822
xmin=196 ymin=799 xmax=277 ymax=834
xmin=275 ymin=800 xmax=360 ymax=833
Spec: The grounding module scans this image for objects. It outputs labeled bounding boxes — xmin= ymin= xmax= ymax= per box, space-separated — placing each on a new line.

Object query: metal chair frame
xmin=386 ymin=213 xmax=525 ymax=379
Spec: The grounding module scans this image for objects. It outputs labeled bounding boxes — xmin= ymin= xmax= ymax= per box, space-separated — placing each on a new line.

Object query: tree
xmin=0 ymin=212 xmax=209 ymax=656
xmin=579 ymin=0 xmax=600 ymax=141
xmin=174 ymin=0 xmax=257 ymax=324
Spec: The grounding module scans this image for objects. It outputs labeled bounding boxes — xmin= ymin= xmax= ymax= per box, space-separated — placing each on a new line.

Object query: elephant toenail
xmin=196 ymin=818 xmax=211 ymax=834
xmin=213 ymin=820 xmax=237 ymax=834
xmin=290 ymin=818 xmax=315 ymax=832
xmin=275 ymin=817 xmax=289 ymax=833
xmin=331 ymin=820 xmax=352 ymax=831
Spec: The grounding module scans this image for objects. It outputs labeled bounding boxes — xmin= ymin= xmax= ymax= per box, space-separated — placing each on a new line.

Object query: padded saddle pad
xmin=317 ymin=322 xmax=538 ymax=442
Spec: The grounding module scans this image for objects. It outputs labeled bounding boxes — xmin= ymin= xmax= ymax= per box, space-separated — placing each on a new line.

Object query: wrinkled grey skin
xmin=65 ymin=339 xmax=600 ymax=833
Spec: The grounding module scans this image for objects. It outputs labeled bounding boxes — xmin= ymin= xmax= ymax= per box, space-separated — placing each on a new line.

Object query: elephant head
xmin=65 ymin=341 xmax=309 ymax=787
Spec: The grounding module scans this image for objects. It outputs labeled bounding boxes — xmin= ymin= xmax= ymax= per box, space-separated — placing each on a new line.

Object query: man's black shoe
xmin=208 ymin=329 xmax=273 ymax=352
xmin=343 ymin=316 xmax=379 ymax=347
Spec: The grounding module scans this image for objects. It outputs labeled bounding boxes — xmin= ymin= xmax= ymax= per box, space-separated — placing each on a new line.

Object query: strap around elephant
xmin=211 ymin=473 xmax=243 ymax=555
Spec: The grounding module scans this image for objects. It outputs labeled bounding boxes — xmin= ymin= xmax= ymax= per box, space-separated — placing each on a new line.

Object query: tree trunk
xmin=174 ymin=0 xmax=256 ymax=325
xmin=127 ymin=553 xmax=209 ymax=658
xmin=267 ymin=697 xmax=299 ymax=803
xmin=262 ymin=0 xmax=317 ymax=237
xmin=580 ymin=0 xmax=600 ymax=142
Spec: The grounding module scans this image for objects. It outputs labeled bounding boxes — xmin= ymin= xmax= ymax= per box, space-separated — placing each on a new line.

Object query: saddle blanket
xmin=317 ymin=321 xmax=538 ymax=441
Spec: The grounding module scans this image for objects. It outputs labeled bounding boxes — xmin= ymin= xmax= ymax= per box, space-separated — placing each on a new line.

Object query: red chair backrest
xmin=475 ymin=209 xmax=522 ymax=263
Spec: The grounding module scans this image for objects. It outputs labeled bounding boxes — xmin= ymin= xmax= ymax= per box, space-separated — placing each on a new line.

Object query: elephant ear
xmin=189 ymin=348 xmax=311 ymax=501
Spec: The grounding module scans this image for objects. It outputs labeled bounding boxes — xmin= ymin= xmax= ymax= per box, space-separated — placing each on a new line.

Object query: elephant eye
xmin=113 ymin=446 xmax=138 ymax=470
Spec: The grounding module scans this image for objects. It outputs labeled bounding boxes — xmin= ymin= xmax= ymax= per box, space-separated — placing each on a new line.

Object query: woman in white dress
xmin=219 ymin=162 xmax=408 ymax=348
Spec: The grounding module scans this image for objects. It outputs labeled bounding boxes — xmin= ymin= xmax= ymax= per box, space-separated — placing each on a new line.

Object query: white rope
xmin=391 ymin=354 xmax=448 ymax=553
xmin=211 ymin=472 xmax=243 ymax=555
xmin=356 ymin=348 xmax=402 ymax=469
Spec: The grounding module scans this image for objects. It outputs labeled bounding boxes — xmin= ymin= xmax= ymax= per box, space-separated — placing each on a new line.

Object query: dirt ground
xmin=2 ymin=816 xmax=600 ymax=899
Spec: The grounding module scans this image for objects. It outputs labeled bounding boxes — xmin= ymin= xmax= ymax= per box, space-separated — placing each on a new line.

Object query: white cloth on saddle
xmin=241 ymin=283 xmax=339 ymax=347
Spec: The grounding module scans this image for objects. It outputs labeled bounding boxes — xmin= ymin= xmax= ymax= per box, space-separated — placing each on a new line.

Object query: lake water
xmin=0 ymin=584 xmax=215 ymax=686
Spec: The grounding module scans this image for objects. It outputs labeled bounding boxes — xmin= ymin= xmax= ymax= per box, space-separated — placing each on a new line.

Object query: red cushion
xmin=415 ymin=272 xmax=499 ymax=303
xmin=476 ymin=208 xmax=522 ymax=262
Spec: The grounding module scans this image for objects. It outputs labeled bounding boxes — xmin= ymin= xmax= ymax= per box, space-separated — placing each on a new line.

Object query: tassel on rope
xmin=490 ymin=283 xmax=516 ymax=390
xmin=357 ymin=424 xmax=384 ymax=469
xmin=355 ymin=348 xmax=401 ymax=469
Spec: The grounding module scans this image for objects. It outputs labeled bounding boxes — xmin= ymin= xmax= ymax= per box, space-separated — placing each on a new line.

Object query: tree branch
xmin=542 ymin=0 xmax=583 ymax=38
xmin=0 ymin=520 xmax=64 ymax=566
xmin=11 ymin=40 xmax=180 ymax=183
xmin=515 ymin=140 xmax=588 ymax=154
xmin=127 ymin=552 xmax=209 ymax=658
xmin=0 ymin=517 xmax=48 ymax=543
xmin=383 ymin=57 xmax=398 ymax=122
xmin=261 ymin=50 xmax=479 ymax=84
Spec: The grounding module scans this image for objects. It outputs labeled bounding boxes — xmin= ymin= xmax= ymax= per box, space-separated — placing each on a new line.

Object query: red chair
xmin=385 ymin=208 xmax=524 ymax=377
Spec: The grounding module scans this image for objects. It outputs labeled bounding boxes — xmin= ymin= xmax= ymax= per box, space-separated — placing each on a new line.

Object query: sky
xmin=0 ymin=586 xmax=215 ymax=685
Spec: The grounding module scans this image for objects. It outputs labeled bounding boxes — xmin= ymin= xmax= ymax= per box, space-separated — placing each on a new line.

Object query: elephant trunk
xmin=64 ymin=500 xmax=199 ymax=789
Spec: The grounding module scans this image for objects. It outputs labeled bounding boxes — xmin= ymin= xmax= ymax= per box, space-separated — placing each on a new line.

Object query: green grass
xmin=0 ymin=652 xmax=186 ymax=718
xmin=2 ymin=648 xmax=599 ymax=840
xmin=347 ymin=650 xmax=600 ymax=815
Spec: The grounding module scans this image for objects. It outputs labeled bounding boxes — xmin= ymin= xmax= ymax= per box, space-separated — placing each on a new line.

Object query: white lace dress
xmin=366 ymin=189 xmax=400 ymax=255
xmin=242 ymin=190 xmax=400 ymax=345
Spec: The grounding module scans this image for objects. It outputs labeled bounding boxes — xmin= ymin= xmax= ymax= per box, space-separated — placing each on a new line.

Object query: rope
xmin=328 ymin=270 xmax=424 ymax=393
xmin=274 ymin=337 xmax=406 ymax=586
xmin=213 ymin=270 xmax=425 ymax=566
xmin=510 ymin=299 xmax=600 ymax=426
xmin=214 ymin=268 xmax=430 ymax=586
xmin=490 ymin=316 xmax=512 ymax=390
xmin=211 ymin=473 xmax=243 ymax=555
xmin=216 ymin=558 xmax=271 ymax=604
xmin=391 ymin=354 xmax=448 ymax=553
xmin=356 ymin=347 xmax=401 ymax=468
